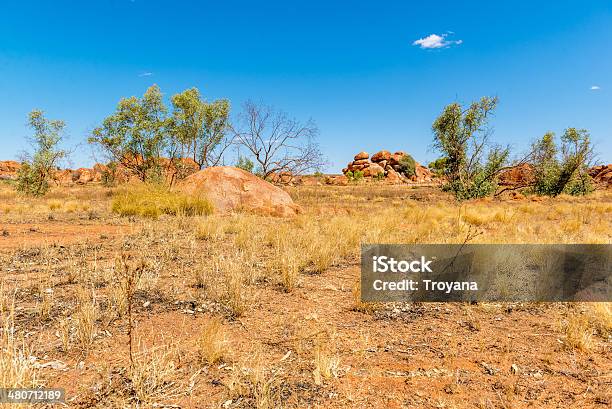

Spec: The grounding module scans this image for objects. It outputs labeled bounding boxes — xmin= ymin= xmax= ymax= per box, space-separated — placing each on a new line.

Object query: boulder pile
xmin=589 ymin=164 xmax=612 ymax=188
xmin=342 ymin=150 xmax=433 ymax=183
xmin=0 ymin=161 xmax=21 ymax=180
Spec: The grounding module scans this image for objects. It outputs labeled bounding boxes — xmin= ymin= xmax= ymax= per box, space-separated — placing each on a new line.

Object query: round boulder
xmin=354 ymin=151 xmax=369 ymax=161
xmin=177 ymin=166 xmax=301 ymax=217
xmin=371 ymin=150 xmax=392 ymax=162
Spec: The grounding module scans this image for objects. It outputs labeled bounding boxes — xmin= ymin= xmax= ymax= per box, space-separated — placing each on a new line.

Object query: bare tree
xmin=232 ymin=101 xmax=325 ymax=180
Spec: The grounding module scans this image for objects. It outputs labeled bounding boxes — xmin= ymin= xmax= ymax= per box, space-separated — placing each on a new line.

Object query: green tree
xmin=15 ymin=110 xmax=67 ymax=196
xmin=531 ymin=128 xmax=594 ymax=196
xmin=427 ymin=157 xmax=449 ymax=177
xmin=89 ymin=85 xmax=169 ymax=182
xmin=432 ymin=96 xmax=509 ymax=200
xmin=235 ymin=156 xmax=254 ymax=173
xmin=169 ymin=87 xmax=231 ymax=169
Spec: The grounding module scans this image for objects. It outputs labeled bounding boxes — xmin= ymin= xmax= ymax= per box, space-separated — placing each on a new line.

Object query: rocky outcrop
xmin=342 ymin=150 xmax=433 ymax=183
xmin=0 ymin=161 xmax=21 ymax=180
xmin=589 ymin=164 xmax=612 ymax=188
xmin=177 ymin=166 xmax=301 ymax=217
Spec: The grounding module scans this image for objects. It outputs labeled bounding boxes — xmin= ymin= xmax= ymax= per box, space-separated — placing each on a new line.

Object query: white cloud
xmin=590 ymin=85 xmax=600 ymax=90
xmin=413 ymin=33 xmax=462 ymax=49
xmin=138 ymin=72 xmax=153 ymax=77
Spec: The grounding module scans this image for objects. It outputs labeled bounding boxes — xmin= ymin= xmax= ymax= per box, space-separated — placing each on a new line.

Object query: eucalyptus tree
xmin=16 ymin=110 xmax=68 ymax=196
xmin=89 ymin=84 xmax=170 ymax=182
xmin=432 ymin=96 xmax=509 ymax=199
xmin=169 ymin=87 xmax=231 ymax=169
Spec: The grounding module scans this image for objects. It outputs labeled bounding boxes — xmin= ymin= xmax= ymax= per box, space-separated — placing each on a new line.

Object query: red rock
xmin=354 ymin=152 xmax=369 ymax=161
xmin=177 ymin=166 xmax=301 ymax=217
xmin=371 ymin=150 xmax=392 ymax=162
xmin=498 ymin=164 xmax=535 ymax=187
xmin=589 ymin=164 xmax=612 ymax=188
xmin=0 ymin=160 xmax=20 ymax=180
xmin=414 ymin=163 xmax=433 ymax=182
xmin=353 ymin=159 xmax=369 ymax=166
xmin=386 ymin=168 xmax=402 ymax=184
xmin=363 ymin=163 xmax=384 ymax=177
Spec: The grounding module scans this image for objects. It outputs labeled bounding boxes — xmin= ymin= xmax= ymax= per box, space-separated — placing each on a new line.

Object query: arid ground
xmin=1 ymin=181 xmax=610 ymax=408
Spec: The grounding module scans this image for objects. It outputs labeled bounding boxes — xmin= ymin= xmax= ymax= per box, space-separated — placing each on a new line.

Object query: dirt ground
xmin=0 ymin=182 xmax=610 ymax=408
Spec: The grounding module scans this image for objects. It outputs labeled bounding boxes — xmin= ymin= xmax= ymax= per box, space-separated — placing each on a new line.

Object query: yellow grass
xmin=112 ymin=183 xmax=213 ymax=218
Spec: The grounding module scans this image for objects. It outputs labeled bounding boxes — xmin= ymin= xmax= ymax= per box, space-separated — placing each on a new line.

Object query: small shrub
xmin=345 ymin=170 xmax=364 ymax=182
xmin=398 ymin=154 xmax=416 ymax=177
xmin=111 ymin=184 xmax=213 ymax=218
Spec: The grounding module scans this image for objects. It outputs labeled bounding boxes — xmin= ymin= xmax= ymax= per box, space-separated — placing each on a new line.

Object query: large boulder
xmin=354 ymin=152 xmax=369 ymax=161
xmin=386 ymin=168 xmax=402 ymax=184
xmin=363 ymin=163 xmax=385 ymax=177
xmin=177 ymin=166 xmax=301 ymax=217
xmin=414 ymin=163 xmax=433 ymax=182
xmin=371 ymin=150 xmax=392 ymax=162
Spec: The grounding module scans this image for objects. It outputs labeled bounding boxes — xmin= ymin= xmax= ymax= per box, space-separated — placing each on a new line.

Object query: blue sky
xmin=1 ymin=0 xmax=610 ymax=171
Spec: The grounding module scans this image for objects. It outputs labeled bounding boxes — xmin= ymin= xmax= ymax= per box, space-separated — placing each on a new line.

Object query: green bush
xmin=530 ymin=129 xmax=594 ymax=197
xmin=398 ymin=154 xmax=416 ymax=177
xmin=16 ymin=162 xmax=50 ymax=197
xmin=112 ymin=184 xmax=213 ymax=218
xmin=345 ymin=170 xmax=364 ymax=182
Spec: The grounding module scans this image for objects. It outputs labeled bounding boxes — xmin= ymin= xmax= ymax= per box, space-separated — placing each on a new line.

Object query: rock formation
xmin=589 ymin=164 xmax=612 ymax=188
xmin=342 ymin=151 xmax=433 ymax=183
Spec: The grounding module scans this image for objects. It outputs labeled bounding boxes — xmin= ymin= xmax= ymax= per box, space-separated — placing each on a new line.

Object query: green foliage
xmin=432 ymin=96 xmax=509 ymax=200
xmin=427 ymin=157 xmax=449 ymax=177
xmin=313 ymin=171 xmax=324 ymax=178
xmin=398 ymin=154 xmax=416 ymax=177
xmin=169 ymin=88 xmax=230 ymax=168
xmin=235 ymin=156 xmax=254 ymax=173
xmin=89 ymin=85 xmax=169 ymax=182
xmin=531 ymin=129 xmax=594 ymax=196
xmin=373 ymin=172 xmax=386 ymax=181
xmin=345 ymin=170 xmax=364 ymax=182
xmin=15 ymin=110 xmax=67 ymax=196
xmin=112 ymin=184 xmax=213 ymax=219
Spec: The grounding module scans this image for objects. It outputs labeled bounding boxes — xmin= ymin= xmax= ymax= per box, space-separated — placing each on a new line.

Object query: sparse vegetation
xmin=0 ymin=180 xmax=610 ymax=407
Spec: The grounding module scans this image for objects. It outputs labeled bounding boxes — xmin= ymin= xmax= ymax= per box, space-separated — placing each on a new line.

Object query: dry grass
xmin=1 ymin=303 xmax=40 ymax=388
xmin=112 ymin=183 xmax=213 ymax=218
xmin=226 ymin=355 xmax=280 ymax=409
xmin=129 ymin=342 xmax=181 ymax=403
xmin=197 ymin=317 xmax=228 ymax=365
